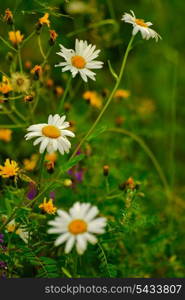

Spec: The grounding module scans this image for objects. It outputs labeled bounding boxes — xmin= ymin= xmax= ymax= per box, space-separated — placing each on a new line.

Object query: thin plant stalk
xmin=70 ymin=36 xmax=134 ymax=159
xmin=108 ymin=128 xmax=171 ymax=200
xmin=59 ymin=75 xmax=72 ymax=113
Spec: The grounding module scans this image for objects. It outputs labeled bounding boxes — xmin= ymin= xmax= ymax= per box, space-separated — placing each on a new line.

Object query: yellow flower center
xmin=68 ymin=219 xmax=87 ymax=235
xmin=71 ymin=55 xmax=86 ymax=69
xmin=135 ymin=18 xmax=148 ymax=27
xmin=42 ymin=125 xmax=61 ymax=138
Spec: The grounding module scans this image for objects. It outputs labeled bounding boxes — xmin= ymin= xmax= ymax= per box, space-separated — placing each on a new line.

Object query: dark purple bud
xmin=27 ymin=182 xmax=37 ymax=200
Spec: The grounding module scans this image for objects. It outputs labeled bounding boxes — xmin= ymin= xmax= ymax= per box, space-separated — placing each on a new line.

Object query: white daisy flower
xmin=48 ymin=202 xmax=107 ymax=255
xmin=55 ymin=39 xmax=103 ymax=82
xmin=121 ymin=10 xmax=161 ymax=42
xmin=25 ymin=114 xmax=75 ymax=155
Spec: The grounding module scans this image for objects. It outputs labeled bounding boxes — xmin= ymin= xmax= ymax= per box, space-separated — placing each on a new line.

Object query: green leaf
xmin=62 ymin=154 xmax=85 ymax=172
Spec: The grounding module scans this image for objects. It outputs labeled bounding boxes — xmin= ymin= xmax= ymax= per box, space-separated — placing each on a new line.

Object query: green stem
xmin=17 ymin=44 xmax=23 ymax=73
xmin=12 ymin=106 xmax=27 ymax=122
xmin=38 ymin=152 xmax=46 ymax=187
xmin=0 ymin=36 xmax=17 ymax=52
xmin=31 ymin=81 xmax=40 ymax=114
xmin=70 ymin=36 xmax=134 ymax=159
xmin=20 ymin=31 xmax=35 ymax=48
xmin=59 ymin=75 xmax=72 ymax=113
xmin=67 ymin=19 xmax=119 ymax=38
xmin=38 ymin=35 xmax=46 ymax=59
xmin=105 ymin=176 xmax=110 ymax=194
xmin=0 ymin=124 xmax=25 ymax=128
xmin=2 ymin=105 xmax=19 ymax=124
xmin=108 ymin=128 xmax=171 ymax=199
xmin=41 ymin=48 xmax=52 ymax=67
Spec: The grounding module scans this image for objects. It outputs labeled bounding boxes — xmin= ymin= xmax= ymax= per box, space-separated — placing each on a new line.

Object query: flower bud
xmin=103 ymin=165 xmax=109 ymax=176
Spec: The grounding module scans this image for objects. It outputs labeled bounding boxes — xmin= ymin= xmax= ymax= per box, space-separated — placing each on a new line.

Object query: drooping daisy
xmin=55 ymin=39 xmax=103 ymax=82
xmin=48 ymin=202 xmax=107 ymax=255
xmin=121 ymin=10 xmax=161 ymax=42
xmin=25 ymin=114 xmax=75 ymax=155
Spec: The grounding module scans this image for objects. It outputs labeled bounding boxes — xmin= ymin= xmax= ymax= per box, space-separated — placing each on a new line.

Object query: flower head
xmin=23 ymin=154 xmax=38 ymax=171
xmin=0 ymin=76 xmax=12 ymax=95
xmin=0 ymin=159 xmax=19 ymax=178
xmin=0 ymin=129 xmax=12 ymax=142
xmin=25 ymin=114 xmax=75 ymax=155
xmin=122 ymin=10 xmax=161 ymax=42
xmin=114 ymin=89 xmax=130 ymax=99
xmin=39 ymin=198 xmax=57 ymax=215
xmin=38 ymin=13 xmax=50 ymax=27
xmin=48 ymin=202 xmax=107 ymax=255
xmin=11 ymin=72 xmax=30 ymax=93
xmin=45 ymin=152 xmax=57 ymax=163
xmin=9 ymin=30 xmax=24 ymax=45
xmin=83 ymin=91 xmax=102 ymax=109
xmin=4 ymin=8 xmax=13 ymax=25
xmin=55 ymin=39 xmax=103 ymax=82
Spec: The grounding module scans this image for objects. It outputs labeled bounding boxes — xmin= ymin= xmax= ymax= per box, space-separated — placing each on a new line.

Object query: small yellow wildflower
xmin=0 ymin=129 xmax=12 ymax=142
xmin=0 ymin=159 xmax=19 ymax=178
xmin=4 ymin=8 xmax=13 ymax=24
xmin=38 ymin=13 xmax=50 ymax=27
xmin=83 ymin=91 xmax=102 ymax=109
xmin=9 ymin=30 xmax=24 ymax=45
xmin=0 ymin=76 xmax=12 ymax=94
xmin=23 ymin=154 xmax=38 ymax=171
xmin=54 ymin=86 xmax=64 ymax=97
xmin=39 ymin=198 xmax=57 ymax=215
xmin=114 ymin=89 xmax=130 ymax=99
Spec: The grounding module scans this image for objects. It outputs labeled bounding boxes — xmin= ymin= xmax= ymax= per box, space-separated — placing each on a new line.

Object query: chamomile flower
xmin=55 ymin=39 xmax=103 ymax=82
xmin=48 ymin=202 xmax=107 ymax=255
xmin=25 ymin=114 xmax=75 ymax=155
xmin=121 ymin=10 xmax=161 ymax=42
